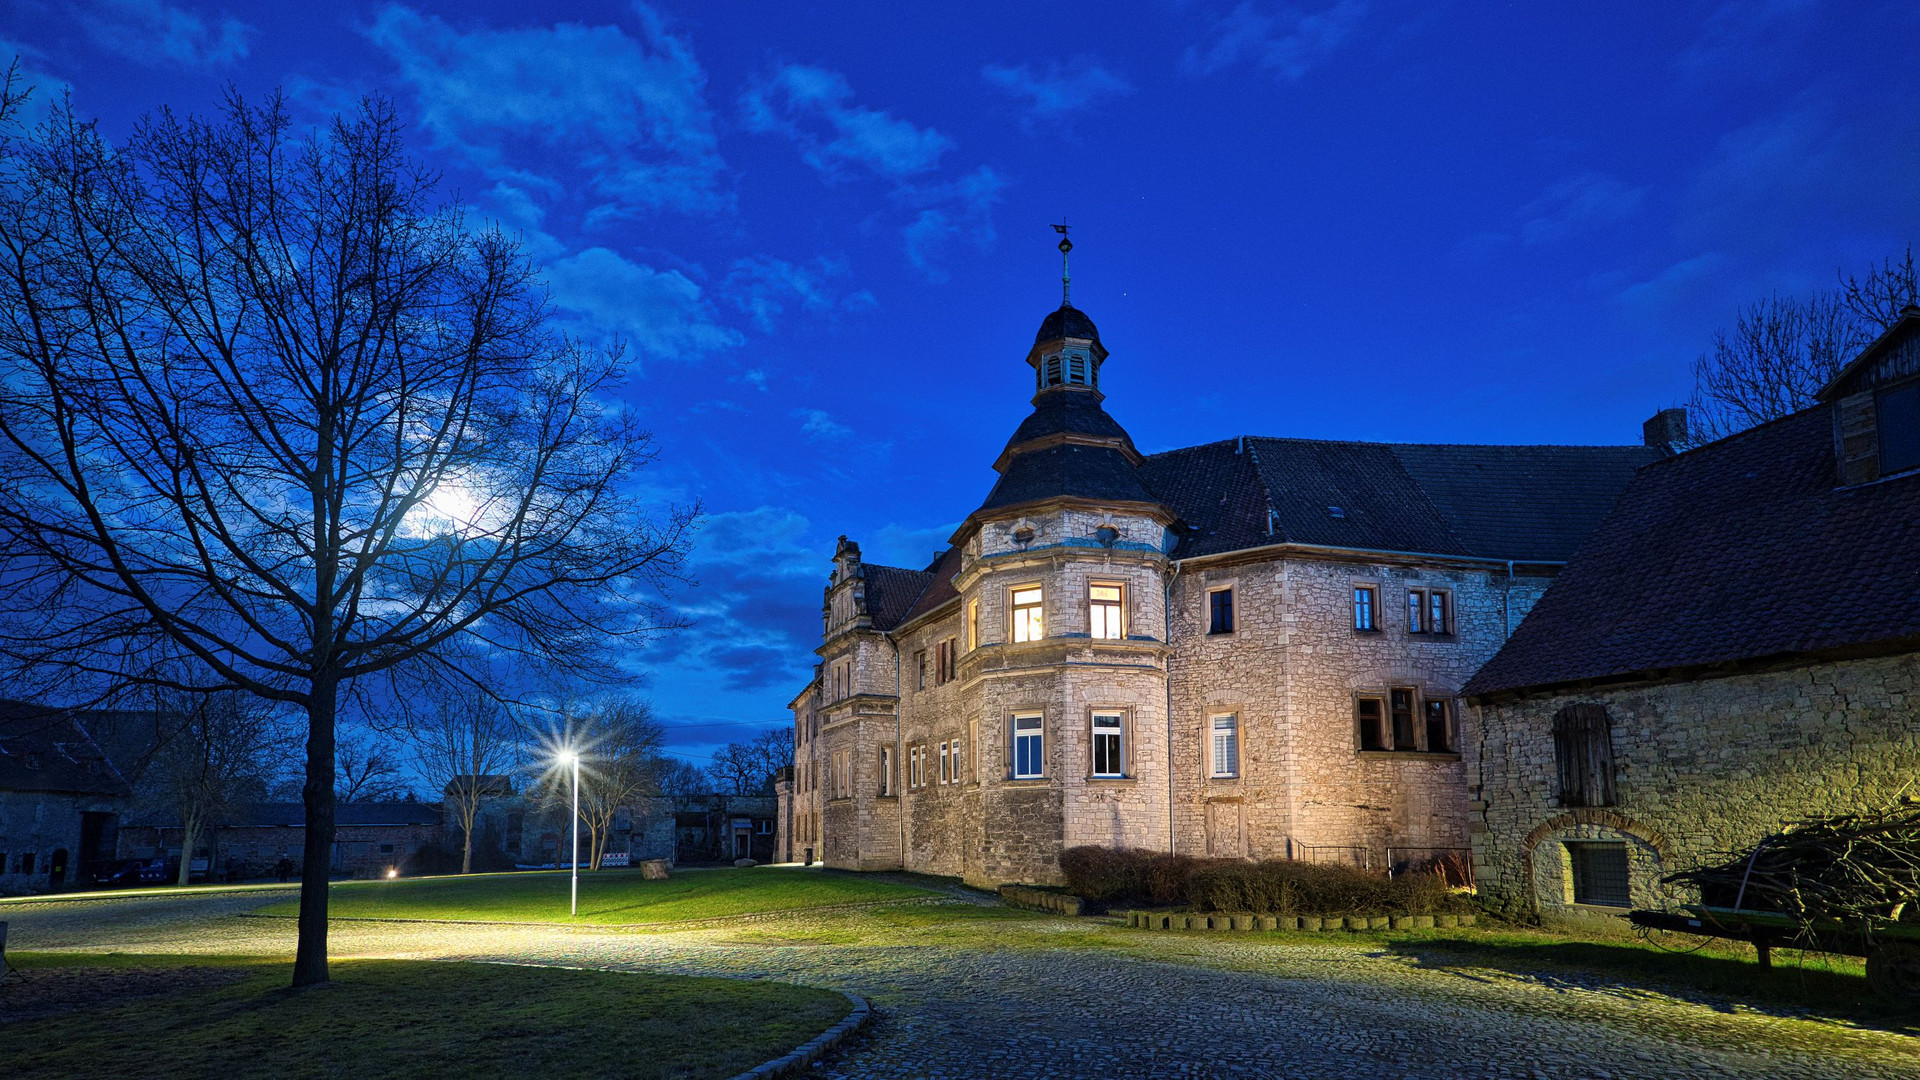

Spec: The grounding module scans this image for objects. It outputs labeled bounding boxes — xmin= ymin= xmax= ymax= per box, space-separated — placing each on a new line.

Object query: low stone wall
xmin=1126 ymin=910 xmax=1476 ymax=932
xmin=999 ymin=883 xmax=1084 ymax=915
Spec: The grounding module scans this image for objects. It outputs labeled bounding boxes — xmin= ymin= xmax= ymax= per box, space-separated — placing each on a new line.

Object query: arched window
xmin=1044 ymin=354 xmax=1063 ymax=387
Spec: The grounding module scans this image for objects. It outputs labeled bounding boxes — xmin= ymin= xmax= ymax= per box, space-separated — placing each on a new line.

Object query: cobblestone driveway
xmin=7 ymin=892 xmax=1914 ymax=1080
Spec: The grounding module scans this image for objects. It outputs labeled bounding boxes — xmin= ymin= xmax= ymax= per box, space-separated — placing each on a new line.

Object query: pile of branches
xmin=1666 ymin=800 xmax=1920 ymax=926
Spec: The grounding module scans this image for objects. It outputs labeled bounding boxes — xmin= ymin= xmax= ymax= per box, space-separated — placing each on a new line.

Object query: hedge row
xmin=1059 ymin=846 xmax=1474 ymax=917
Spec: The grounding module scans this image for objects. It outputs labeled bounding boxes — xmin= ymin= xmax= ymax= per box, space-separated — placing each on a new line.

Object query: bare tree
xmin=0 ymin=92 xmax=692 ymax=986
xmin=654 ymin=757 xmax=708 ymax=797
xmin=145 ymin=693 xmax=288 ymax=885
xmin=336 ymin=731 xmax=412 ymax=804
xmin=748 ymin=727 xmax=795 ymax=783
xmin=707 ymin=740 xmax=765 ymax=796
xmin=1687 ymin=249 xmax=1919 ymax=443
xmin=414 ymin=690 xmax=523 ymax=874
xmin=568 ymin=697 xmax=665 ymax=870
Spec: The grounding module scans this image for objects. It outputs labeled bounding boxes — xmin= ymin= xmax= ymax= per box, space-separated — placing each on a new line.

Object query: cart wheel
xmin=1866 ymin=941 xmax=1920 ymax=999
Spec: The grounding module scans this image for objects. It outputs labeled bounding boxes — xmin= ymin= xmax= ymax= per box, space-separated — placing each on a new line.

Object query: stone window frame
xmin=967 ymin=719 xmax=980 ymax=784
xmin=1352 ymin=685 xmax=1461 ymax=757
xmin=1351 ymin=580 xmax=1382 ymax=634
xmin=878 ymin=745 xmax=895 ymax=797
xmin=935 ymin=637 xmax=958 ymax=684
xmin=1088 ymin=579 xmax=1127 ymax=640
xmin=1204 ymin=581 xmax=1238 ymax=637
xmin=1405 ymin=585 xmax=1455 ymax=638
xmin=914 ymin=649 xmax=927 ymax=691
xmin=1207 ymin=709 xmax=1243 ymax=780
xmin=1086 ymin=705 xmax=1133 ymax=780
xmin=1008 ymin=709 xmax=1047 ymax=780
xmin=1008 ymin=581 xmax=1046 ymax=644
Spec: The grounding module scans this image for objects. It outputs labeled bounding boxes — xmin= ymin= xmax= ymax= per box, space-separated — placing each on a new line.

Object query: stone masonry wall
xmin=1469 ymin=651 xmax=1920 ymax=921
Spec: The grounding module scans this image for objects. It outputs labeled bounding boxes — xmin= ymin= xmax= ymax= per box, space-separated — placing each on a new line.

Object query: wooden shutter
xmin=1551 ymin=704 xmax=1616 ymax=807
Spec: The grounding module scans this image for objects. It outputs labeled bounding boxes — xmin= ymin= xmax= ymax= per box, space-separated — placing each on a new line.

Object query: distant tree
xmin=1687 ymin=248 xmax=1918 ymax=443
xmin=413 ymin=690 xmax=523 ymax=874
xmin=706 ymin=728 xmax=793 ymax=795
xmin=0 ymin=90 xmax=693 ymax=986
xmin=336 ymin=731 xmax=412 ymax=804
xmin=748 ymin=727 xmax=795 ymax=787
xmin=654 ymin=757 xmax=708 ymax=797
xmin=568 ymin=697 xmax=665 ymax=870
xmin=146 ymin=693 xmax=289 ymax=885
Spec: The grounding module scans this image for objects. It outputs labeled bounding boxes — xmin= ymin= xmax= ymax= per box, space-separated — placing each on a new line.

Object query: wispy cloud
xmin=1516 ymin=172 xmax=1647 ymax=246
xmin=724 ymin=255 xmax=877 ymax=333
xmin=1677 ymin=0 xmax=1817 ymax=80
xmin=654 ymin=506 xmax=827 ymax=693
xmin=1183 ymin=0 xmax=1369 ymax=81
xmin=367 ymin=3 xmax=728 ymax=218
xmin=740 ymin=63 xmax=953 ymax=181
xmin=982 ymin=58 xmax=1132 ymax=124
xmin=896 ymin=166 xmax=1008 ymax=282
xmin=543 ymin=247 xmax=742 ymax=362
xmin=75 ymin=0 xmax=252 ymax=67
xmin=792 ymin=408 xmax=854 ymax=441
xmin=0 ymin=40 xmax=73 ymax=124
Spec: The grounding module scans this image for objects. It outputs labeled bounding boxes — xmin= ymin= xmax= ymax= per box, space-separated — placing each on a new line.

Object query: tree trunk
xmin=460 ymin=799 xmax=475 ymax=874
xmin=176 ymin=818 xmax=198 ymax=887
xmin=293 ymin=678 xmax=338 ymax=988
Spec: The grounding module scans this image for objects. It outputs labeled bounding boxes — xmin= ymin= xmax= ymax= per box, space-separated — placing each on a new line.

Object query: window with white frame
xmin=1091 ymin=712 xmax=1124 ymax=778
xmin=879 ymin=746 xmax=894 ymax=795
xmin=1012 ymin=713 xmax=1044 ymax=778
xmin=907 ymin=746 xmax=921 ymax=789
xmin=1011 ymin=586 xmax=1044 ymax=643
xmin=1210 ymin=713 xmax=1240 ymax=778
xmin=1089 ymin=583 xmax=1124 ymax=640
xmin=939 ymin=740 xmax=951 ymax=784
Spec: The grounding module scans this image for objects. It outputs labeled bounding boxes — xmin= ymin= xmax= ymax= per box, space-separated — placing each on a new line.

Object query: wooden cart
xmin=1629 ymin=905 xmax=1920 ymax=999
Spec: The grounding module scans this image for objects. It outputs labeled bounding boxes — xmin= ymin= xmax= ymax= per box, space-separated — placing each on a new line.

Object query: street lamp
xmin=560 ymin=749 xmax=580 ymax=917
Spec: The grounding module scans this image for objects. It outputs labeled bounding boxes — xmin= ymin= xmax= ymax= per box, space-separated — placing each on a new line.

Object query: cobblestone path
xmin=7 ymin=893 xmax=1914 ymax=1080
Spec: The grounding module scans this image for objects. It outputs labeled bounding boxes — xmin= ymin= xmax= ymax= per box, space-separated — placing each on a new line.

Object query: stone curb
xmin=724 ymin=991 xmax=873 ymax=1080
xmin=1125 ymin=910 xmax=1477 ymax=932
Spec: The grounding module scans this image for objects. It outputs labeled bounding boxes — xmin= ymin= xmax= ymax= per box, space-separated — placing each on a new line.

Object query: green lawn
xmin=255 ymin=865 xmax=937 ymax=925
xmin=1 ymin=952 xmax=850 ymax=1080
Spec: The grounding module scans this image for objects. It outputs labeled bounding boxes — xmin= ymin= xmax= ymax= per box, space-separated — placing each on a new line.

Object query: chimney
xmin=1642 ymin=407 xmax=1688 ymax=451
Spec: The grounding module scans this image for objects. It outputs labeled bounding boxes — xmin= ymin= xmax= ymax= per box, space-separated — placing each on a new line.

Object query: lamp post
xmin=562 ymin=749 xmax=580 ymax=917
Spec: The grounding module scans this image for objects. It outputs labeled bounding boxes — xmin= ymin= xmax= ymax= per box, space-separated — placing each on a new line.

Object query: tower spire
xmin=1051 ymin=221 xmax=1072 ymax=305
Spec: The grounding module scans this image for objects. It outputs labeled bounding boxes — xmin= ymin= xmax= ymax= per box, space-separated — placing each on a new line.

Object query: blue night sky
xmin=6 ymin=1 xmax=1918 ymax=765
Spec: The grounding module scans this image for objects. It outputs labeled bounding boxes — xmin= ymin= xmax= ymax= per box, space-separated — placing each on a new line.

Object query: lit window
xmin=1425 ymin=698 xmax=1452 ymax=753
xmin=1210 ymin=714 xmax=1239 ymax=778
xmin=1011 ymin=586 xmax=1044 ymax=643
xmin=1013 ymin=714 xmax=1045 ymax=778
xmin=1353 ymin=585 xmax=1377 ymax=631
xmin=1208 ymin=588 xmax=1234 ymax=634
xmin=1092 ymin=713 xmax=1124 ymax=778
xmin=1089 ymin=583 xmax=1124 ymax=639
xmin=1356 ymin=697 xmax=1386 ymax=751
xmin=967 ymin=599 xmax=980 ymax=650
xmin=1390 ymin=688 xmax=1417 ymax=750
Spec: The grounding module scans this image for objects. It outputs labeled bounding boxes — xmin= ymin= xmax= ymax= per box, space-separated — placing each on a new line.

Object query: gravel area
xmin=5 ymin=892 xmax=1914 ymax=1080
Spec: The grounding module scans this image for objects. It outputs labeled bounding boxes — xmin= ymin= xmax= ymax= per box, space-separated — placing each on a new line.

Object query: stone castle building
xmin=1464 ymin=308 xmax=1920 ymax=924
xmin=780 ymin=294 xmax=1664 ymax=888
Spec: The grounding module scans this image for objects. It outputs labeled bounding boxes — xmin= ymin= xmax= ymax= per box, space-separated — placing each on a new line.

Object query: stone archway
xmin=1520 ymin=809 xmax=1674 ymax=917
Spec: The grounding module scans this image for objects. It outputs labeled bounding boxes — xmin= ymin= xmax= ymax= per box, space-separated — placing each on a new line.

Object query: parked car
xmin=89 ymin=858 xmax=170 ymax=888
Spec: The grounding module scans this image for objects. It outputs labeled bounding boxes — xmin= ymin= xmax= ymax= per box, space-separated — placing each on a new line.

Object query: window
xmin=1067 ymin=353 xmax=1089 ymax=385
xmin=1881 ymin=379 xmax=1920 ymax=475
xmin=1389 ymin=688 xmax=1418 ymax=750
xmin=1553 ymin=704 xmax=1618 ymax=807
xmin=908 ymin=745 xmax=922 ymax=789
xmin=1207 ymin=588 xmax=1234 ymax=634
xmin=951 ymin=735 xmax=964 ymax=782
xmin=1210 ymin=714 xmax=1239 ymax=778
xmin=1567 ymin=842 xmax=1631 ymax=907
xmin=1424 ymin=698 xmax=1453 ymax=753
xmin=838 ymin=751 xmax=852 ymax=799
xmin=915 ymin=650 xmax=927 ymax=691
xmin=939 ymin=741 xmax=951 ymax=784
xmin=879 ymin=746 xmax=894 ymax=795
xmin=1011 ymin=586 xmax=1044 ymax=643
xmin=967 ymin=599 xmax=980 ymax=650
xmin=1353 ymin=585 xmax=1377 ymax=631
xmin=1091 ymin=712 xmax=1124 ymax=778
xmin=1356 ymin=696 xmax=1386 ymax=751
xmin=1012 ymin=713 xmax=1045 ymax=778
xmin=967 ymin=720 xmax=978 ymax=783
xmin=1089 ymin=583 xmax=1124 ymax=640
xmin=1045 ymin=353 xmax=1063 ymax=387
xmin=1408 ymin=589 xmax=1451 ymax=634
xmin=936 ymin=638 xmax=957 ymax=684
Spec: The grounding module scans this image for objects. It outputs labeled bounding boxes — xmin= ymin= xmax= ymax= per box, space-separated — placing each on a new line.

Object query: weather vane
xmin=1052 ymin=221 xmax=1072 ymax=305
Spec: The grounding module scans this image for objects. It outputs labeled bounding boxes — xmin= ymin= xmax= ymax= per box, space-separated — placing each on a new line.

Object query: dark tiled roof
xmin=0 ymin=701 xmax=131 ymax=796
xmin=864 ymin=562 xmax=934 ymax=630
xmin=1137 ymin=437 xmax=1660 ymax=561
xmin=1464 ymin=405 xmax=1920 ymax=698
xmin=978 ymin=443 xmax=1162 ymax=514
xmin=1003 ymin=390 xmax=1136 ymax=449
xmin=131 ymin=801 xmax=443 ymax=829
xmin=1035 ymin=303 xmax=1100 ymax=344
xmin=895 ymin=546 xmax=963 ymax=628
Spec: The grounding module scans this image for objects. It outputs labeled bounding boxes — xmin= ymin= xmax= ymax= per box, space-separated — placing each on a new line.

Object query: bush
xmin=1060 ymin=846 xmax=1470 ymax=916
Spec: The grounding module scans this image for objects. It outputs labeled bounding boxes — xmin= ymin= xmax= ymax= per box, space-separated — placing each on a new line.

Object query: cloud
xmin=1516 ymin=172 xmax=1647 ymax=246
xmin=0 ymin=40 xmax=73 ymax=125
xmin=542 ymin=247 xmax=742 ymax=361
xmin=723 ymin=255 xmax=877 ymax=333
xmin=75 ymin=0 xmax=252 ymax=67
xmin=740 ymin=64 xmax=953 ymax=181
xmin=367 ymin=3 xmax=728 ymax=217
xmin=665 ymin=507 xmax=827 ymax=693
xmin=792 ymin=408 xmax=853 ymax=441
xmin=1183 ymin=0 xmax=1369 ymax=81
xmin=1617 ymin=252 xmax=1730 ymax=312
xmin=981 ymin=59 xmax=1132 ymax=124
xmin=1677 ymin=0 xmax=1817 ymax=80
xmin=896 ymin=166 xmax=1009 ymax=282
